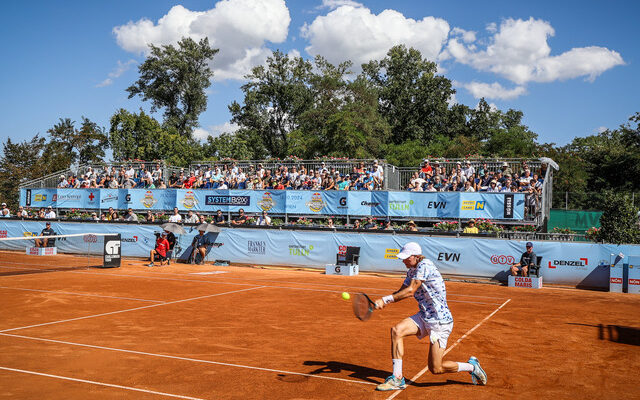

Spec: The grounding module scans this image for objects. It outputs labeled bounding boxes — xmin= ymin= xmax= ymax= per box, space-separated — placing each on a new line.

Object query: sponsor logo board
xmin=385 ymin=248 xmax=399 ymax=259
xmin=461 ymin=200 xmax=485 ymax=211
xmin=205 ymin=195 xmax=250 ymax=206
xmin=248 ymin=240 xmax=266 ymax=255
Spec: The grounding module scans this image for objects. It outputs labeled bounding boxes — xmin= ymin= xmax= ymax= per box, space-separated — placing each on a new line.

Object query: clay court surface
xmin=0 ymin=252 xmax=639 ymax=399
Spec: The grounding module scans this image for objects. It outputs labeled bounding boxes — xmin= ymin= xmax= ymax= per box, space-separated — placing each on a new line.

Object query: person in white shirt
xmin=45 ymin=206 xmax=56 ymax=219
xmin=1 ymin=203 xmax=11 ymax=218
xmin=487 ymin=181 xmax=500 ymax=192
xmin=256 ymin=211 xmax=271 ymax=226
xmin=17 ymin=206 xmax=28 ymax=218
xmin=125 ymin=165 xmax=135 ymax=179
xmin=151 ymin=164 xmax=163 ymax=183
xmin=463 ymin=161 xmax=475 ymax=179
xmin=168 ymin=207 xmax=182 ymax=223
xmin=57 ymin=175 xmax=69 ymax=188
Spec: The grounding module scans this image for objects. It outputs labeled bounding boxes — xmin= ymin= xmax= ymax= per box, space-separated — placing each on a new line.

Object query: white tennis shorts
xmin=409 ymin=312 xmax=453 ymax=349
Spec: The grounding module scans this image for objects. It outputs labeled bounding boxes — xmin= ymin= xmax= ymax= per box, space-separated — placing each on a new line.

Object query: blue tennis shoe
xmin=468 ymin=356 xmax=487 ymax=385
xmin=376 ymin=375 xmax=407 ymax=391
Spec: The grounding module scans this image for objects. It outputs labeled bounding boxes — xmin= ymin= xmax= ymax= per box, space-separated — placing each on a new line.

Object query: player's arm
xmin=375 ymin=280 xmax=423 ymax=309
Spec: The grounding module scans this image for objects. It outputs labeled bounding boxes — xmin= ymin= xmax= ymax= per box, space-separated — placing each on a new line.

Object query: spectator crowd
xmin=54 ymin=160 xmax=385 ymax=192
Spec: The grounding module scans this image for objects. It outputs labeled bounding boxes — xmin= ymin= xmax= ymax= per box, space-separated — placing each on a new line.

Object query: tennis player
xmin=374 ymin=241 xmax=487 ymax=391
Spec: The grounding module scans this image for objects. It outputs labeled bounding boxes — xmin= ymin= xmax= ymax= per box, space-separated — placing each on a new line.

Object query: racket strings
xmin=352 ymin=294 xmax=372 ymax=321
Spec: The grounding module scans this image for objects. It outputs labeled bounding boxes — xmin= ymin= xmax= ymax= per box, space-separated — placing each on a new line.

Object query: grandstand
xmin=16 ymin=157 xmax=557 ymax=232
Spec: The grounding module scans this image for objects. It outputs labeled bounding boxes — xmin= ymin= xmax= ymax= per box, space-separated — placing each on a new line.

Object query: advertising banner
xmin=2 ymin=220 xmax=639 ymax=289
xmin=20 ymin=189 xmax=526 ymax=220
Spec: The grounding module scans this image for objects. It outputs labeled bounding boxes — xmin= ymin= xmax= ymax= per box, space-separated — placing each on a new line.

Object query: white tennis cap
xmin=397 ymin=242 xmax=422 ymax=260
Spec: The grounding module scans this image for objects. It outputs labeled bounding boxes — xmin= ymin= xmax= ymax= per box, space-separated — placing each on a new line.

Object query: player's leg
xmin=35 ymin=238 xmax=42 ymax=247
xmin=198 ymin=246 xmax=206 ymax=264
xmin=427 ymin=323 xmax=487 ymax=385
xmin=148 ymin=249 xmax=156 ymax=267
xmin=510 ymin=264 xmax=519 ymax=276
xmin=376 ymin=317 xmax=419 ymax=391
xmin=522 ymin=265 xmax=528 ymax=277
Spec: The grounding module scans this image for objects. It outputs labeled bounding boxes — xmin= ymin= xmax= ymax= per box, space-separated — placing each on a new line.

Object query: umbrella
xmin=196 ymin=223 xmax=222 ymax=233
xmin=161 ymin=222 xmax=187 ymax=235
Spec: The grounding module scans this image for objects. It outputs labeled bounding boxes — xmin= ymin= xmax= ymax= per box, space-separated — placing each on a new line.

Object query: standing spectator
xmin=45 ymin=206 xmax=56 ymax=219
xmin=151 ymin=164 xmax=163 ymax=185
xmin=168 ymin=207 xmax=182 ymax=223
xmin=256 ymin=211 xmax=271 ymax=226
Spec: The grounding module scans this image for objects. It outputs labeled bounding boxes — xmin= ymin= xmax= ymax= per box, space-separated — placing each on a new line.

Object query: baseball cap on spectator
xmin=526 ymin=242 xmax=533 ymax=248
xmin=397 ymin=242 xmax=422 ymax=260
xmin=1 ymin=203 xmax=6 ymax=207
xmin=45 ymin=222 xmax=51 ymax=225
xmin=456 ymin=161 xmax=461 ymax=165
xmin=47 ymin=206 xmax=52 ymax=209
xmin=60 ymin=175 xmax=65 ymax=179
xmin=466 ymin=160 xmax=471 ymax=164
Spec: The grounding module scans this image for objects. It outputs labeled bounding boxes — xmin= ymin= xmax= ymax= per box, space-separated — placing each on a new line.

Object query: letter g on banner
xmin=490 ymin=255 xmax=515 ymax=265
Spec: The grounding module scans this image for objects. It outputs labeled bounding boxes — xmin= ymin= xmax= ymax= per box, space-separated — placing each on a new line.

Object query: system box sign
xmin=102 ymin=234 xmax=121 ymax=268
xmin=504 ymin=194 xmax=514 ymax=218
xmin=26 ymin=247 xmax=57 ymax=256
xmin=508 ymin=275 xmax=543 ymax=289
xmin=205 ymin=195 xmax=250 ymax=206
xmin=325 ymin=264 xmax=359 ymax=276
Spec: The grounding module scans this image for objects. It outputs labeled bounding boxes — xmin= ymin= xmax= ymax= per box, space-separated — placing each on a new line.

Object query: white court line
xmin=0 ymin=286 xmax=264 ymax=333
xmin=386 ymin=298 xmax=512 ymax=400
xmin=0 ymin=286 xmax=165 ymax=303
xmin=0 ymin=263 xmax=506 ymax=300
xmin=0 ymin=333 xmax=376 ymax=386
xmin=0 ymin=265 xmax=505 ymax=305
xmin=0 ymin=366 xmax=205 ymax=400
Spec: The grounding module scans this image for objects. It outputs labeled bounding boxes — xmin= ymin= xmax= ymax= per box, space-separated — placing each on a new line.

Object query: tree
xmin=229 ymin=50 xmax=314 ymax=158
xmin=0 ymin=136 xmax=49 ymax=208
xmin=362 ymin=45 xmax=456 ymax=144
xmin=597 ymin=191 xmax=640 ymax=244
xmin=126 ymin=37 xmax=219 ymax=137
xmin=109 ymin=109 xmax=203 ymax=166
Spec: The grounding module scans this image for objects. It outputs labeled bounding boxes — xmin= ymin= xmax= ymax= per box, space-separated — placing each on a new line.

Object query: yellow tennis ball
xmin=341 ymin=292 xmax=350 ymax=300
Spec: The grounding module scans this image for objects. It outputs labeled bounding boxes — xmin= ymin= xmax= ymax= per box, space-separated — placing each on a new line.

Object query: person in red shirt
xmin=182 ymin=172 xmax=197 ymax=189
xmin=420 ymin=159 xmax=433 ymax=176
xmin=148 ymin=232 xmax=170 ymax=267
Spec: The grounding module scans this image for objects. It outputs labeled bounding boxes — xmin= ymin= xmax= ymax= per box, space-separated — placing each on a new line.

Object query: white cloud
xmin=113 ymin=0 xmax=291 ymax=81
xmin=459 ymin=81 xmax=527 ymax=100
xmin=318 ymin=0 xmax=364 ymax=10
xmin=301 ymin=5 xmax=449 ymax=68
xmin=450 ymin=27 xmax=476 ymax=43
xmin=96 ymin=59 xmax=137 ymax=87
xmin=594 ymin=126 xmax=608 ymax=134
xmin=446 ymin=17 xmax=624 ymax=85
xmin=193 ymin=122 xmax=240 ymax=140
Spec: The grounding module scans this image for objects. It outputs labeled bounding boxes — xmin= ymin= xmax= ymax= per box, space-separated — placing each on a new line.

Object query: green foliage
xmin=597 ymin=191 xmax=640 ymax=244
xmin=0 ymin=136 xmax=50 ymax=209
xmin=109 ymin=109 xmax=203 ymax=166
xmin=362 ymin=45 xmax=455 ymax=144
xmin=127 ymin=37 xmax=219 ymax=137
xmin=229 ymin=50 xmax=314 ymax=158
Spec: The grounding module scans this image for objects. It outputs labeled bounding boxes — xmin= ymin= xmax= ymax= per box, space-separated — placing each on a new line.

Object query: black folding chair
xmin=529 ymin=256 xmax=543 ymax=277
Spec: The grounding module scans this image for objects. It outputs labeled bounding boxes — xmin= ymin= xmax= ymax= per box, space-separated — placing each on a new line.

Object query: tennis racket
xmin=352 ymin=293 xmax=376 ymax=321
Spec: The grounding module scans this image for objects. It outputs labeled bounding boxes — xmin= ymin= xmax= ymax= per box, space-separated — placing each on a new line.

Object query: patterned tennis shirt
xmin=403 ymin=259 xmax=453 ymax=324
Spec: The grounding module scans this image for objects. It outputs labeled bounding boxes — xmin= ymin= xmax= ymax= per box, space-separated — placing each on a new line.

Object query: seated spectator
xmin=420 ymin=159 xmax=433 ymax=177
xmin=17 ymin=206 xmax=28 ymax=218
xmin=424 ymin=182 xmax=437 ymax=192
xmin=148 ymin=232 xmax=170 ymax=267
xmin=477 ymin=162 xmax=488 ymax=179
xmin=45 ymin=206 xmax=56 ymax=219
xmin=57 ymin=175 xmax=69 ymax=188
xmin=37 ymin=207 xmax=46 ymax=219
xmin=34 ymin=222 xmax=55 ymax=247
xmin=145 ymin=211 xmax=155 ymax=222
xmin=463 ymin=160 xmax=475 ymax=179
xmin=169 ymin=172 xmax=180 ymax=188
xmin=231 ymin=209 xmax=248 ymax=226
xmin=1 ymin=203 xmax=10 ymax=218
xmin=500 ymin=162 xmax=513 ymax=177
xmin=326 ymin=217 xmax=335 ymax=229
xmin=487 ymin=180 xmax=500 ymax=192
xmin=363 ymin=216 xmax=378 ymax=230
xmin=213 ymin=210 xmax=225 ymax=225
xmin=383 ymin=219 xmax=393 ymax=231
xmin=406 ymin=220 xmax=418 ymax=231
xmin=511 ymin=242 xmax=537 ymax=277
xmin=91 ymin=212 xmax=99 ymax=221
xmin=256 ymin=211 xmax=271 ymax=226
xmin=463 ymin=219 xmax=479 ymax=234
xmin=156 ymin=179 xmax=167 ymax=189
xmin=463 ymin=180 xmax=475 ymax=192
xmin=184 ymin=210 xmax=198 ymax=224
xmin=168 ymin=207 xmax=182 ymax=223
xmin=352 ymin=219 xmax=362 ymax=230
xmin=125 ymin=208 xmax=138 ymax=222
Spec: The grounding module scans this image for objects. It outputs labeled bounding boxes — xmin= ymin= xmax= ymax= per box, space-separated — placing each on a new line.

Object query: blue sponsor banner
xmin=20 ymin=188 xmax=57 ymax=208
xmin=19 ymin=189 xmax=525 ymax=220
xmin=2 ymin=219 xmax=639 ymax=289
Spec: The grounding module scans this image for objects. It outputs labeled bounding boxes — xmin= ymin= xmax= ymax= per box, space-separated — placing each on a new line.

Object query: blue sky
xmin=1 ymin=0 xmax=638 ymax=154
